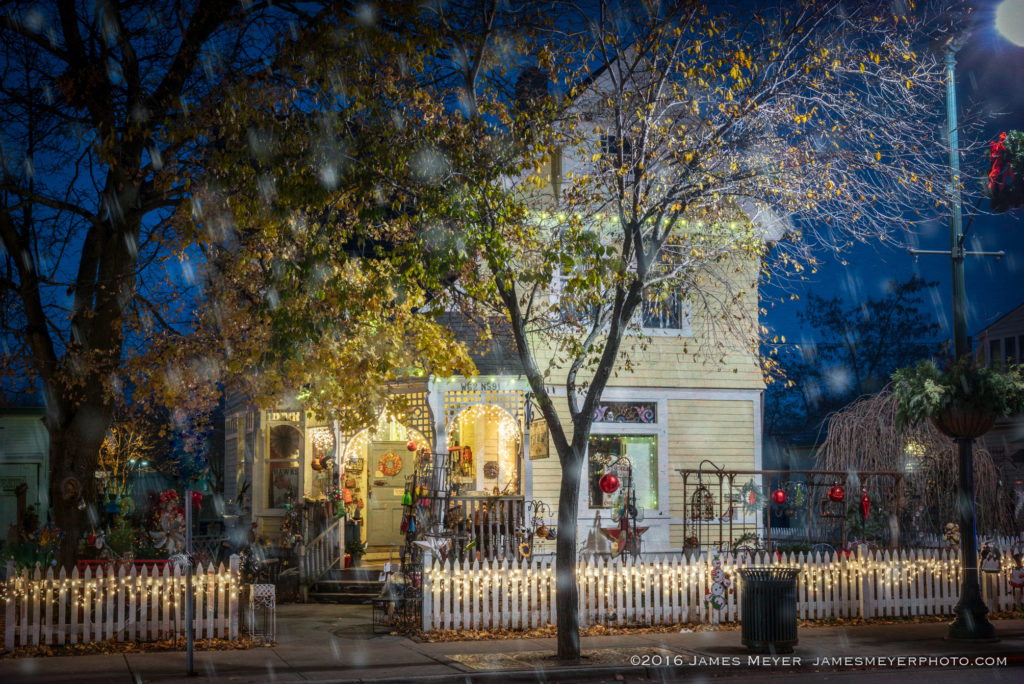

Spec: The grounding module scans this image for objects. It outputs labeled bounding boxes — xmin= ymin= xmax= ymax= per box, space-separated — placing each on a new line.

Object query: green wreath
xmin=735 ymin=480 xmax=766 ymax=514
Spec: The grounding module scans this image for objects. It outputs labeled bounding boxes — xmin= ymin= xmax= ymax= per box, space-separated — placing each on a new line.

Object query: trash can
xmin=737 ymin=567 xmax=800 ymax=653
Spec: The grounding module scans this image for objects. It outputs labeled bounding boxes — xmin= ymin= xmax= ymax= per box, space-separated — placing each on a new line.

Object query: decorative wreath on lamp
xmin=377 ymin=452 xmax=403 ymax=477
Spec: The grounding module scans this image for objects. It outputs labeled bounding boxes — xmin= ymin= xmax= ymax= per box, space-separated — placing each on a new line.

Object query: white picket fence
xmin=3 ymin=557 xmax=240 ymax=650
xmin=421 ymin=548 xmax=1024 ymax=631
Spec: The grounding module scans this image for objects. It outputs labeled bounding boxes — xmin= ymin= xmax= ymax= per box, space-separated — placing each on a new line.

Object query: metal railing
xmin=299 ymin=517 xmax=343 ymax=588
xmin=448 ymin=495 xmax=526 ymax=560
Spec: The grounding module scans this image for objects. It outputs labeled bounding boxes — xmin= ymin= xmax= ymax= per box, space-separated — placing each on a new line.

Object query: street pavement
xmin=1 ymin=604 xmax=1022 ymax=683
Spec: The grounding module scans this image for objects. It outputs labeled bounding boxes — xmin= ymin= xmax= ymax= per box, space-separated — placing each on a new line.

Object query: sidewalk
xmin=2 ymin=604 xmax=1022 ymax=684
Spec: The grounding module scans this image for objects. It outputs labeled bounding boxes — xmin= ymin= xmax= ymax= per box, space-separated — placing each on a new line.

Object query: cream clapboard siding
xmin=527 ymin=397 xmax=757 ymax=550
xmin=668 ymin=399 xmax=756 ymax=547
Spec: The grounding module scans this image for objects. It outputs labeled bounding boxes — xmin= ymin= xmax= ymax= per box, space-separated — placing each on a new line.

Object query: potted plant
xmin=345 ymin=538 xmax=367 ymax=568
xmin=892 ymin=357 xmax=1024 ymax=438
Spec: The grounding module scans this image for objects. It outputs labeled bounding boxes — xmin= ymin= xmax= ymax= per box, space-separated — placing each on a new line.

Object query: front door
xmin=366 ymin=441 xmax=415 ymax=547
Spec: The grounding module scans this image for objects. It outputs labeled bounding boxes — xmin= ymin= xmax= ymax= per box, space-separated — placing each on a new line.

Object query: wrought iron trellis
xmin=677 ymin=465 xmax=905 ymax=551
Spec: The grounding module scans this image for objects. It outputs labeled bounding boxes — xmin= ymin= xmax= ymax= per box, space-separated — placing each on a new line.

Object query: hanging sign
xmin=529 ymin=418 xmax=549 ymax=460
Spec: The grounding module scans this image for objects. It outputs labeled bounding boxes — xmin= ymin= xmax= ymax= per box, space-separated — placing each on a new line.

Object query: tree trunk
xmin=49 ymin=404 xmax=111 ymax=570
xmin=555 ymin=445 xmax=584 ymax=660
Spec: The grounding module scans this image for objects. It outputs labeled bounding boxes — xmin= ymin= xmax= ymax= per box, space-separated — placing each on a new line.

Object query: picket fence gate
xmin=421 ymin=547 xmax=1024 ymax=631
xmin=3 ymin=556 xmax=240 ymax=650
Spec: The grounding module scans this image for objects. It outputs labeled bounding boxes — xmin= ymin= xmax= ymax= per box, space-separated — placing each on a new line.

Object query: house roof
xmin=437 ymin=312 xmax=524 ymax=376
xmin=974 ymin=301 xmax=1024 ymax=338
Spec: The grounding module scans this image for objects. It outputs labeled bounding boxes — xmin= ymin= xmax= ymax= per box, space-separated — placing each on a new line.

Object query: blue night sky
xmin=763 ymin=0 xmax=1024 ymax=346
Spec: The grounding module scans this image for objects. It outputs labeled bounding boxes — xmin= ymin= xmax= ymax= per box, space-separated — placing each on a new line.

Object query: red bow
xmin=989 ymin=131 xmax=1015 ymax=191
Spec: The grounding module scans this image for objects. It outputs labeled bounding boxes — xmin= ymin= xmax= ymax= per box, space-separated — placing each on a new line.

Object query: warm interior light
xmin=996 ymin=0 xmax=1024 ymax=47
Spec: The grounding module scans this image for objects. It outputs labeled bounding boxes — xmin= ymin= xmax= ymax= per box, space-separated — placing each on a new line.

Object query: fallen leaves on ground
xmin=412 ymin=610 xmax=1024 ymax=642
xmin=0 ymin=637 xmax=268 ymax=659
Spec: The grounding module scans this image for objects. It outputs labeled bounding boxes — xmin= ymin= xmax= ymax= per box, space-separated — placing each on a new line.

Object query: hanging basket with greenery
xmin=988 ymin=130 xmax=1024 ymax=212
xmin=892 ymin=357 xmax=1024 ymax=438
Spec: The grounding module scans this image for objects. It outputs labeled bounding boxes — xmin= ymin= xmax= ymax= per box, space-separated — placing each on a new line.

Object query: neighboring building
xmin=0 ymin=405 xmax=49 ymax=546
xmin=976 ymin=302 xmax=1024 ymax=494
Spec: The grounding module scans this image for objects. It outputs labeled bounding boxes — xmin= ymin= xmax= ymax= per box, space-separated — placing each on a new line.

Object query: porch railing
xmin=449 ymin=495 xmax=525 ymax=560
xmin=299 ymin=517 xmax=343 ymax=593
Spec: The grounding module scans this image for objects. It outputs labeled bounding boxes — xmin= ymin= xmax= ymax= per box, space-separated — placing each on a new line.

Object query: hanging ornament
xmin=771 ymin=489 xmax=787 ymax=505
xmin=599 ymin=473 xmax=620 ymax=494
xmin=860 ymin=489 xmax=871 ymax=521
xmin=402 ymin=490 xmax=412 ymax=506
xmin=690 ymin=485 xmax=714 ymax=521
xmin=536 ymin=525 xmax=550 ymax=538
xmin=406 ymin=440 xmax=418 ymax=452
xmin=828 ymin=485 xmax=845 ymax=502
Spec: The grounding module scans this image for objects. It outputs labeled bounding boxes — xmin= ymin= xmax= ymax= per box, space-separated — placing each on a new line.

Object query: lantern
xmin=406 ymin=440 xmax=418 ymax=452
xmin=828 ymin=485 xmax=845 ymax=502
xmin=599 ymin=473 xmax=620 ymax=494
xmin=771 ymin=489 xmax=787 ymax=505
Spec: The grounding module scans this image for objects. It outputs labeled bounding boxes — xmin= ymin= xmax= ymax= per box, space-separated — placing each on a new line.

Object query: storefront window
xmin=588 ymin=434 xmax=658 ymax=510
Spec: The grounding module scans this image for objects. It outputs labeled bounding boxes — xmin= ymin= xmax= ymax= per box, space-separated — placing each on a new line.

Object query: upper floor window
xmin=641 ymin=287 xmax=691 ymax=334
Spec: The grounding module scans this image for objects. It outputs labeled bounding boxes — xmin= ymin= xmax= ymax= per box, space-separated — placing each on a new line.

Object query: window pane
xmin=588 ymin=434 xmax=658 ymax=510
xmin=989 ymin=339 xmax=1001 ymax=366
xmin=1005 ymin=336 xmax=1017 ymax=364
xmin=642 ymin=289 xmax=681 ymax=329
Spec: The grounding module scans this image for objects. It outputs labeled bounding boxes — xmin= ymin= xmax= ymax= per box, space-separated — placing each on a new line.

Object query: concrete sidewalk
xmin=2 ymin=604 xmax=1022 ymax=684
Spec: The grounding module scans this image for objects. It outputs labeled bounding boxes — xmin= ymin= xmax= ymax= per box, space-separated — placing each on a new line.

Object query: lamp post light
xmin=907 ymin=4 xmax=1024 ymax=639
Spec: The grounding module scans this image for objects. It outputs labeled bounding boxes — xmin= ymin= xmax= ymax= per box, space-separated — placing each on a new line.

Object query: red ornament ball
xmin=771 ymin=489 xmax=787 ymax=505
xmin=598 ymin=473 xmax=620 ymax=494
xmin=828 ymin=485 xmax=846 ymax=502
xmin=406 ymin=440 xmax=418 ymax=452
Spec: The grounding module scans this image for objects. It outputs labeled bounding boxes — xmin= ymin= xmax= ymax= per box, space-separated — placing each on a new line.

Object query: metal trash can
xmin=737 ymin=568 xmax=800 ymax=653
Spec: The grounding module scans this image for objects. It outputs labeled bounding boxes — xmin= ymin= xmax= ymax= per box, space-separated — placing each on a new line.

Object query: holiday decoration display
xmin=598 ymin=473 xmax=620 ymax=494
xmin=377 ymin=452 xmax=403 ymax=477
xmin=704 ymin=554 xmax=732 ymax=611
xmin=690 ymin=484 xmax=715 ymax=521
xmin=149 ymin=489 xmax=186 ymax=555
xmin=736 ymin=480 xmax=766 ymax=514
xmin=828 ymin=484 xmax=846 ymax=502
xmin=988 ymin=130 xmax=1024 ymax=211
xmin=943 ymin=522 xmax=960 ymax=549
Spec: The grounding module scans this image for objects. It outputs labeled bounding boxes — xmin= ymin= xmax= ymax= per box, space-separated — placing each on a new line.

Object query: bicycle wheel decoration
xmin=735 ymin=479 xmax=766 ymax=515
xmin=378 ymin=452 xmax=403 ymax=477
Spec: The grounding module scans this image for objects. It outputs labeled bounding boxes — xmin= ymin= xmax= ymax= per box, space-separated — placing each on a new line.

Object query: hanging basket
xmin=930 ymin=409 xmax=996 ymax=439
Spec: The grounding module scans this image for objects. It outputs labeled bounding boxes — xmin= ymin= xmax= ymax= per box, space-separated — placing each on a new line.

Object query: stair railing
xmin=299 ymin=516 xmax=344 ymax=590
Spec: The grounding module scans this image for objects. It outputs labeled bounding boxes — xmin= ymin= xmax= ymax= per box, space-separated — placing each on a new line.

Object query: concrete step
xmin=308 ymin=591 xmax=379 ymax=604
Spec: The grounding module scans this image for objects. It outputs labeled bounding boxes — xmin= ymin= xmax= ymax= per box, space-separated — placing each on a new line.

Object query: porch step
xmin=308 ymin=568 xmax=385 ymax=604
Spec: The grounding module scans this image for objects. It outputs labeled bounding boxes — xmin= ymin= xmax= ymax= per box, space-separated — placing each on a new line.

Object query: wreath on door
xmin=378 ymin=452 xmax=403 ymax=477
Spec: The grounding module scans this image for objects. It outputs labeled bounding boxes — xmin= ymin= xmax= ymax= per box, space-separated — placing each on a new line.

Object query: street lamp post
xmin=910 ymin=38 xmax=1004 ymax=642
